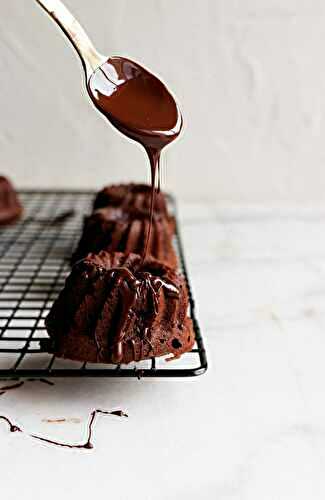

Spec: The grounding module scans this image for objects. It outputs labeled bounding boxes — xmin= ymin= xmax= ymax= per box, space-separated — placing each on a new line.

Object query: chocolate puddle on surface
xmin=0 ymin=409 xmax=128 ymax=450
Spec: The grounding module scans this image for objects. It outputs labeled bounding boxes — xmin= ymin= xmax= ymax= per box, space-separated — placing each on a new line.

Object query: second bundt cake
xmin=71 ymin=206 xmax=177 ymax=268
xmin=45 ymin=251 xmax=195 ymax=364
xmin=93 ymin=183 xmax=171 ymax=218
xmin=0 ymin=176 xmax=23 ymax=225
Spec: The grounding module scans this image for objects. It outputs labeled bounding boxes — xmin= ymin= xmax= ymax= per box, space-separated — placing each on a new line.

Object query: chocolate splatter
xmin=0 ymin=416 xmax=22 ymax=433
xmin=30 ymin=433 xmax=93 ymax=449
xmin=107 ymin=410 xmax=127 ymax=417
xmin=31 ymin=409 xmax=128 ymax=449
xmin=0 ymin=409 xmax=128 ymax=450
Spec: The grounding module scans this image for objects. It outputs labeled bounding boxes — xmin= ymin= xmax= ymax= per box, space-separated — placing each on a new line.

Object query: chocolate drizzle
xmin=87 ymin=57 xmax=182 ymax=261
xmin=0 ymin=409 xmax=127 ymax=450
xmin=106 ymin=267 xmax=179 ymax=363
xmin=0 ymin=416 xmax=22 ymax=433
xmin=32 ymin=409 xmax=128 ymax=449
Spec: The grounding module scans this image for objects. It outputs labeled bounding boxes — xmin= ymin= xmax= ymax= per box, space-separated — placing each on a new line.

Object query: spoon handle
xmin=35 ymin=0 xmax=106 ymax=77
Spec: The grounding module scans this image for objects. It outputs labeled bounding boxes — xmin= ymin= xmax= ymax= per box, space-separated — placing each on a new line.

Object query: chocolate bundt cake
xmin=71 ymin=206 xmax=177 ymax=268
xmin=0 ymin=176 xmax=23 ymax=225
xmin=93 ymin=183 xmax=171 ymax=218
xmin=45 ymin=251 xmax=194 ymax=364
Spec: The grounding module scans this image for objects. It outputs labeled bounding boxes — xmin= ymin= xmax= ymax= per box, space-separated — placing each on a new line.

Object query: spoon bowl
xmin=88 ymin=57 xmax=183 ymax=151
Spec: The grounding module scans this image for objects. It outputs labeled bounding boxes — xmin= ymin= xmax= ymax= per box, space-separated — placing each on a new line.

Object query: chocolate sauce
xmin=87 ymin=57 xmax=182 ymax=259
xmin=31 ymin=409 xmax=127 ymax=449
xmin=0 ymin=409 xmax=127 ymax=450
xmin=107 ymin=267 xmax=179 ymax=363
xmin=0 ymin=416 xmax=22 ymax=433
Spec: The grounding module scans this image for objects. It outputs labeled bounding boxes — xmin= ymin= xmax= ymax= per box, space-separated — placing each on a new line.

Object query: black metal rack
xmin=0 ymin=190 xmax=207 ymax=378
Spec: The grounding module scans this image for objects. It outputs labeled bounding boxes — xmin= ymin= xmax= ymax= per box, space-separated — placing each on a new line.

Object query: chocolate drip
xmin=31 ymin=409 xmax=127 ymax=450
xmin=143 ymin=147 xmax=159 ymax=261
xmin=0 ymin=409 xmax=127 ymax=450
xmin=30 ymin=433 xmax=94 ymax=449
xmin=87 ymin=57 xmax=182 ymax=261
xmin=107 ymin=267 xmax=179 ymax=363
xmin=0 ymin=416 xmax=22 ymax=433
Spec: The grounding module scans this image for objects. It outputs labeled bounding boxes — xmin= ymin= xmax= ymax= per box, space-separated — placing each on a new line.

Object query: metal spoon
xmin=35 ymin=0 xmax=182 ymax=150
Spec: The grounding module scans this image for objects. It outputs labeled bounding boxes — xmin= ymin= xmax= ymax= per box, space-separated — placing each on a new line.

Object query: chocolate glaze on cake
xmin=45 ymin=251 xmax=194 ymax=364
xmin=71 ymin=206 xmax=177 ymax=268
xmin=0 ymin=176 xmax=23 ymax=225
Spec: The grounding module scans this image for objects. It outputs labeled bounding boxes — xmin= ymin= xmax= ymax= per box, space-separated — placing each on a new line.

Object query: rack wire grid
xmin=0 ymin=190 xmax=207 ymax=378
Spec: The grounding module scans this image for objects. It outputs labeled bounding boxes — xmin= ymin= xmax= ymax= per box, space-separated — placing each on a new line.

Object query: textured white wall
xmin=1 ymin=0 xmax=325 ymax=202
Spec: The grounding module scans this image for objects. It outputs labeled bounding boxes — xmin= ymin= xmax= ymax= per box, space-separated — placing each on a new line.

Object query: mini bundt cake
xmin=0 ymin=176 xmax=23 ymax=225
xmin=93 ymin=183 xmax=171 ymax=218
xmin=45 ymin=251 xmax=195 ymax=364
xmin=71 ymin=206 xmax=177 ymax=268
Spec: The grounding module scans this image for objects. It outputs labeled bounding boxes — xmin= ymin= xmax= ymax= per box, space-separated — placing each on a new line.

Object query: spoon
xmin=35 ymin=0 xmax=183 ymax=259
xmin=35 ymin=0 xmax=182 ymax=153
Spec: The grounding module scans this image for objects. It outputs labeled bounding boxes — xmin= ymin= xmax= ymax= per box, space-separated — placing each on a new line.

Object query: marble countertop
xmin=2 ymin=202 xmax=325 ymax=500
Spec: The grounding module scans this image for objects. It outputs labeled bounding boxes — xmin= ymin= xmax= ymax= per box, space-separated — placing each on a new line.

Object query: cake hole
xmin=171 ymin=338 xmax=182 ymax=349
xmin=160 ymin=339 xmax=165 ymax=344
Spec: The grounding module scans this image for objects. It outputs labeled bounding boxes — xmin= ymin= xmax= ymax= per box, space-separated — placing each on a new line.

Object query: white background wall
xmin=1 ymin=0 xmax=325 ymax=203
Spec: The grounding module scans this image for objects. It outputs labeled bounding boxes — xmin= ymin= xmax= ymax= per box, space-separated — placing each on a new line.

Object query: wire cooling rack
xmin=0 ymin=190 xmax=207 ymax=378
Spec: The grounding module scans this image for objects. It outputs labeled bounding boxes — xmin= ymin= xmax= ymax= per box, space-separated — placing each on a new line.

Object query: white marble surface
xmin=2 ymin=203 xmax=325 ymax=499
